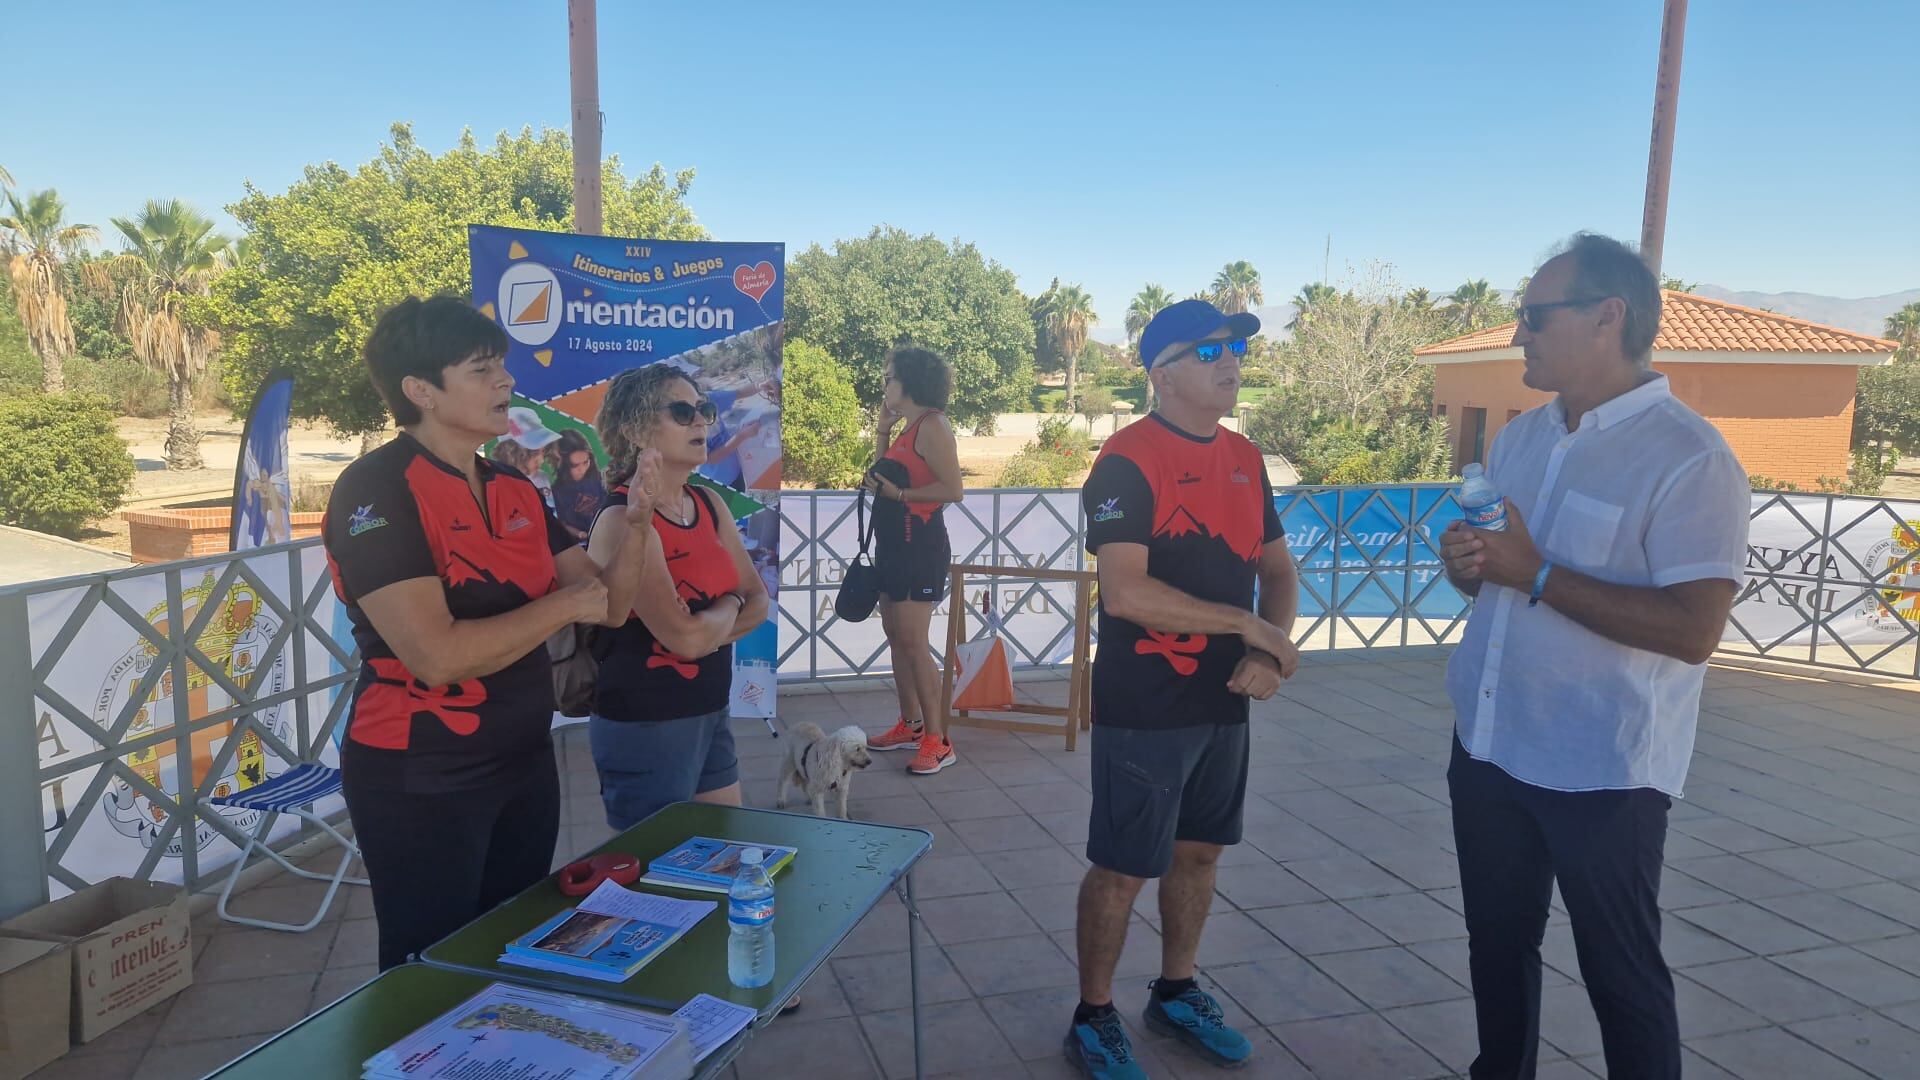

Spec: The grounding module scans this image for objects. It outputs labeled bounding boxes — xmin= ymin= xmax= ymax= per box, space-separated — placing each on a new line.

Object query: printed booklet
xmin=361 ymin=981 xmax=692 ymax=1080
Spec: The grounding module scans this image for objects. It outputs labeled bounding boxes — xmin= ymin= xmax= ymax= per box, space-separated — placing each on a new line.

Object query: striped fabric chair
xmin=202 ymin=763 xmax=368 ymax=932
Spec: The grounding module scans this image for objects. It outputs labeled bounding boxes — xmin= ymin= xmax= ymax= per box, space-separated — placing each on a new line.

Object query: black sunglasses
xmin=661 ymin=400 xmax=719 ymax=426
xmin=1517 ymin=296 xmax=1611 ymax=333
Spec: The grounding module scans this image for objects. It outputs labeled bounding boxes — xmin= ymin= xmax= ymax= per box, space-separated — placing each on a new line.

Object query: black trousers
xmin=1448 ymin=738 xmax=1679 ymax=1080
xmin=341 ymin=753 xmax=561 ymax=970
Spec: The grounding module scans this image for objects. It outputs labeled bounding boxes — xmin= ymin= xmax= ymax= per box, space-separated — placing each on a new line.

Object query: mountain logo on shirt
xmin=347 ymin=504 xmax=388 ymax=537
xmin=505 ymin=507 xmax=532 ymax=533
xmin=1231 ymin=469 xmax=1250 ymax=484
xmin=1093 ymin=498 xmax=1124 ymax=523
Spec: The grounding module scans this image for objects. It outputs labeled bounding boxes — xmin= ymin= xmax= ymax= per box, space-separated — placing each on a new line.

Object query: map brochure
xmin=642 ymin=837 xmax=797 ymax=892
xmin=672 ymin=993 xmax=757 ymax=1064
xmin=360 ymin=980 xmax=693 ymax=1080
xmin=500 ymin=882 xmax=715 ymax=983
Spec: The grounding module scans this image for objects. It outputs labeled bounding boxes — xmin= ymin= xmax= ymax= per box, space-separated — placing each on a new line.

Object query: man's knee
xmin=1170 ymin=840 xmax=1225 ymax=870
xmin=1081 ymin=863 xmax=1149 ymax=906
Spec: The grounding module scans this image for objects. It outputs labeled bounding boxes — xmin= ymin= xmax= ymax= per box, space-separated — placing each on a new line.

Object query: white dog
xmin=776 ymin=723 xmax=873 ymax=819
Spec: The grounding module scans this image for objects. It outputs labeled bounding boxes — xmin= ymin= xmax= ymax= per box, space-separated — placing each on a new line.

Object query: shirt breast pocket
xmin=1546 ymin=491 xmax=1625 ymax=570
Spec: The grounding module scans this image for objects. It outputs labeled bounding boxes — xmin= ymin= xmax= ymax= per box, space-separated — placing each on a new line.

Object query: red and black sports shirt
xmin=323 ymin=432 xmax=574 ymax=792
xmin=593 ymin=484 xmax=741 ymax=723
xmin=1082 ymin=413 xmax=1283 ymax=729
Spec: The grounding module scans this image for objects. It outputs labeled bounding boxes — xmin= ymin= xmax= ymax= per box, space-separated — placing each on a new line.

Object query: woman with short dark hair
xmin=323 ymin=296 xmax=658 ymax=970
xmin=862 ymin=347 xmax=965 ymax=775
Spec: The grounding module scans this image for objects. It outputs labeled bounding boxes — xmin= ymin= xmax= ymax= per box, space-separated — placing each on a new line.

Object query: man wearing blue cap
xmin=1067 ymin=299 xmax=1301 ymax=1077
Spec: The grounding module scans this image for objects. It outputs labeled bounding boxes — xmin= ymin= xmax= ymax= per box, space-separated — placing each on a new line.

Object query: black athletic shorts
xmin=874 ymin=509 xmax=949 ymax=603
xmin=1086 ymin=721 xmax=1249 ymax=878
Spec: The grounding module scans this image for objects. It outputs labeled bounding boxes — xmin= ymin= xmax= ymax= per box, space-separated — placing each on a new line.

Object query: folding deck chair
xmin=201 ymin=763 xmax=367 ymax=932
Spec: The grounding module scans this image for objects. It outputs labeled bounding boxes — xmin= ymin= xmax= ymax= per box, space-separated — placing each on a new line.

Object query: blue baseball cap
xmin=1139 ymin=299 xmax=1261 ymax=369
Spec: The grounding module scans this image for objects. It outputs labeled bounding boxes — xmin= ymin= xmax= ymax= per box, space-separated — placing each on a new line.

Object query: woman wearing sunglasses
xmin=586 ymin=364 xmax=770 ymax=828
xmin=862 ymin=347 xmax=966 ymax=775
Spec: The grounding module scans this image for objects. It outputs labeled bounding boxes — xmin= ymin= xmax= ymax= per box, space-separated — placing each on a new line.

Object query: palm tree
xmin=1125 ymin=284 xmax=1176 ymax=345
xmin=0 ymin=189 xmax=98 ymax=393
xmin=1287 ymin=283 xmax=1337 ymax=330
xmin=97 ymin=199 xmax=228 ymax=470
xmin=1402 ymin=287 xmax=1434 ymax=313
xmin=1211 ymin=260 xmax=1263 ymax=315
xmin=1040 ymin=283 xmax=1097 ymax=410
xmin=1889 ymin=302 xmax=1920 ymax=363
xmin=1447 ymin=279 xmax=1503 ymax=330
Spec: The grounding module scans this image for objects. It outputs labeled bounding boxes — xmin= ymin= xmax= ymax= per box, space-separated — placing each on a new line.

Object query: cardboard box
xmin=0 ymin=878 xmax=192 ymax=1043
xmin=0 ymin=937 xmax=71 ymax=1079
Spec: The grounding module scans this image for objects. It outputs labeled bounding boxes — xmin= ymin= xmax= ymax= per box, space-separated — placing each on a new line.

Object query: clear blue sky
xmin=5 ymin=0 xmax=1915 ymax=330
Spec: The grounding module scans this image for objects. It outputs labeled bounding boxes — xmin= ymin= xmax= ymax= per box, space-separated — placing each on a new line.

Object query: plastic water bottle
xmin=1459 ymin=464 xmax=1508 ymax=532
xmin=727 ymin=848 xmax=776 ymax=988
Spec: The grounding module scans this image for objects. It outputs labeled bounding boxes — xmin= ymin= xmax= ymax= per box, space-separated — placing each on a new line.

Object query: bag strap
xmin=853 ymin=486 xmax=878 ymax=558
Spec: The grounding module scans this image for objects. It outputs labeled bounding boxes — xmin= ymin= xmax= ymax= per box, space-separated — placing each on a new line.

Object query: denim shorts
xmin=588 ymin=708 xmax=739 ymax=830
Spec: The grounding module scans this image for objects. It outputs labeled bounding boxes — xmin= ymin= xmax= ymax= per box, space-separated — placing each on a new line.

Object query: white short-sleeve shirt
xmin=1445 ymin=375 xmax=1750 ymax=797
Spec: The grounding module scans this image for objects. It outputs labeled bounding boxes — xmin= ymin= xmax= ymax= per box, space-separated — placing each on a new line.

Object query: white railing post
xmin=0 ymin=591 xmax=52 ymax=917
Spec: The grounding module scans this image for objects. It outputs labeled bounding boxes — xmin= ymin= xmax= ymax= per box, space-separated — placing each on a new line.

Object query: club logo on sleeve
xmin=347 ymin=504 xmax=389 ymax=537
xmin=1093 ymin=498 xmax=1124 ymax=523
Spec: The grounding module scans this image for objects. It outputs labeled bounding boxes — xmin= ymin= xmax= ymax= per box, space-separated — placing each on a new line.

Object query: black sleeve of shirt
xmin=1083 ymin=454 xmax=1154 ymax=552
xmin=1259 ymin=459 xmax=1285 ymax=544
xmin=323 ymin=461 xmax=437 ymax=601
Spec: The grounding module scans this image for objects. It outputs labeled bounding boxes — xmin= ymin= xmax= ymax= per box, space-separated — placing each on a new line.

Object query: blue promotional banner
xmin=230 ymin=371 xmax=294 ymax=551
xmin=469 ymin=225 xmax=785 ymax=719
xmin=1277 ymin=487 xmax=1467 ymax=620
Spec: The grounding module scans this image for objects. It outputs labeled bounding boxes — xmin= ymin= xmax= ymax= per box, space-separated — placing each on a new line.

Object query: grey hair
xmin=1550 ymin=232 xmax=1662 ymax=366
xmin=595 ymin=364 xmax=701 ymax=481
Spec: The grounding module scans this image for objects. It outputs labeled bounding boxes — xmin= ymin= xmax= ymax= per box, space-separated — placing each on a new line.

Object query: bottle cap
xmin=740 ymin=848 xmax=764 ymax=866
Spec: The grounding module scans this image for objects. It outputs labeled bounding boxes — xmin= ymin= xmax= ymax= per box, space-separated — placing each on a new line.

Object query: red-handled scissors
xmin=557 ymin=852 xmax=641 ymax=897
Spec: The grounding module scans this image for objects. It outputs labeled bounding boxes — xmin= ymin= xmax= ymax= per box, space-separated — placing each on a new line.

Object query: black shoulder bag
xmin=835 ymin=486 xmax=882 ymax=623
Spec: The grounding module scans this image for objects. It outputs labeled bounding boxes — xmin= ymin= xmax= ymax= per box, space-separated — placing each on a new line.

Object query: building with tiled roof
xmin=1414 ymin=291 xmax=1898 ymax=485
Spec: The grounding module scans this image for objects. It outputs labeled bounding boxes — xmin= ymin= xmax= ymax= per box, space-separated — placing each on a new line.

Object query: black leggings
xmin=342 ymin=755 xmax=561 ymax=970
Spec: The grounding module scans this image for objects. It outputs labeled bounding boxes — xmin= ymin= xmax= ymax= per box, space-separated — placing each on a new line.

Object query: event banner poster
xmin=469 ymin=225 xmax=783 ymax=718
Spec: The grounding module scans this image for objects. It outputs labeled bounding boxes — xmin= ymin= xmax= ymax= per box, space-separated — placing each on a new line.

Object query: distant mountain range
xmin=1686 ymin=287 xmax=1918 ymax=338
xmin=1089 ymin=290 xmax=1914 ymax=346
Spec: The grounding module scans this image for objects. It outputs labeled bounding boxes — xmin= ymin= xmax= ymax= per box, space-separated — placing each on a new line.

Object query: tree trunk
xmin=360 ymin=429 xmax=387 ymax=456
xmin=164 ymin=373 xmax=203 ymax=470
xmin=41 ymin=351 xmax=63 ymax=394
xmin=1064 ymin=352 xmax=1079 ymax=411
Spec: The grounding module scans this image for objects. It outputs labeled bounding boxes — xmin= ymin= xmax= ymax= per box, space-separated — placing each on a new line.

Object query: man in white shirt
xmin=1439 ymin=233 xmax=1750 ymax=1080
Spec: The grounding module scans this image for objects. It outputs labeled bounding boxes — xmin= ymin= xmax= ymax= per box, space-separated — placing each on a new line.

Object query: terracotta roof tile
xmin=1415 ymin=291 xmax=1898 ymax=357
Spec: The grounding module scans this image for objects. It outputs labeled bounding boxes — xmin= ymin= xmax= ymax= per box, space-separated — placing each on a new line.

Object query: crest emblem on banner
xmin=97 ymin=572 xmax=291 ymax=857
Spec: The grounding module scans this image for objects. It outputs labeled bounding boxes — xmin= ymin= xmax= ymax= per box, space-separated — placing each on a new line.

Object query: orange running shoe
xmin=908 ymin=732 xmax=957 ymax=776
xmin=867 ymin=718 xmax=923 ymax=752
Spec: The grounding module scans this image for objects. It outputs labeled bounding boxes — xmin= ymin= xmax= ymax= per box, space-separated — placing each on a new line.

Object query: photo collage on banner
xmin=468 ymin=225 xmax=784 ymax=720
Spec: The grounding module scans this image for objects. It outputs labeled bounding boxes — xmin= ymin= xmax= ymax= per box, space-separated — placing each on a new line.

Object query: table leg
xmin=906 ymin=869 xmax=923 ymax=1080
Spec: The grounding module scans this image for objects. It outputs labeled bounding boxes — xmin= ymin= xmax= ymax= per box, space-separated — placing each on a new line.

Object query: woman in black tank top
xmin=861 ymin=347 xmax=966 ymax=776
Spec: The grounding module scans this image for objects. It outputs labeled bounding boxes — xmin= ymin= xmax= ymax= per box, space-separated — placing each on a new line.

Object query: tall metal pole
xmin=1639 ymin=0 xmax=1688 ymax=278
xmin=568 ymin=0 xmax=603 ymax=236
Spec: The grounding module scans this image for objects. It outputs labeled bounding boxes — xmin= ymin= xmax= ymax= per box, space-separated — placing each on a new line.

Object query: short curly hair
xmin=886 ymin=346 xmax=952 ymax=409
xmin=595 ymin=364 xmax=702 ymax=481
xmin=362 ymin=296 xmax=508 ymax=427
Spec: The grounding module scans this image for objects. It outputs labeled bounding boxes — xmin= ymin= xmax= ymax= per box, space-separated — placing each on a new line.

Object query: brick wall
xmin=124 ymin=508 xmax=325 ymax=564
xmin=1430 ymin=359 xmax=1862 ymax=487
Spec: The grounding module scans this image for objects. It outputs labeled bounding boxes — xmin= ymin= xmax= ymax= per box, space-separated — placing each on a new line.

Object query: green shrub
xmin=64 ymin=354 xmax=170 ymax=417
xmin=0 ymin=393 xmax=136 ymax=536
xmin=781 ymin=338 xmax=871 ymax=489
xmin=997 ymin=416 xmax=1092 ymax=488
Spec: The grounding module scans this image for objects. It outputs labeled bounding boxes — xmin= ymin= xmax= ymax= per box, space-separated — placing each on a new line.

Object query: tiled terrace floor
xmin=28 ymin=647 xmax=1920 ymax=1079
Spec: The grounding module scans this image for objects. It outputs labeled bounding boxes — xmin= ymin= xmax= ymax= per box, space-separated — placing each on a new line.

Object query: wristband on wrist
xmin=1529 ymin=562 xmax=1553 ymax=607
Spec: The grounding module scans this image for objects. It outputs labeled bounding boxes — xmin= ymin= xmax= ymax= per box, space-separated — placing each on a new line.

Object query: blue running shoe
xmin=1064 ymin=1009 xmax=1149 ymax=1079
xmin=1142 ymin=980 xmax=1252 ymax=1068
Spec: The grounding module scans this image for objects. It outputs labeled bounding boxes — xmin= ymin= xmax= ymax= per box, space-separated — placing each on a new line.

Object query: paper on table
xmin=672 ymin=993 xmax=757 ymax=1063
xmin=577 ymin=879 xmax=717 ymax=928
